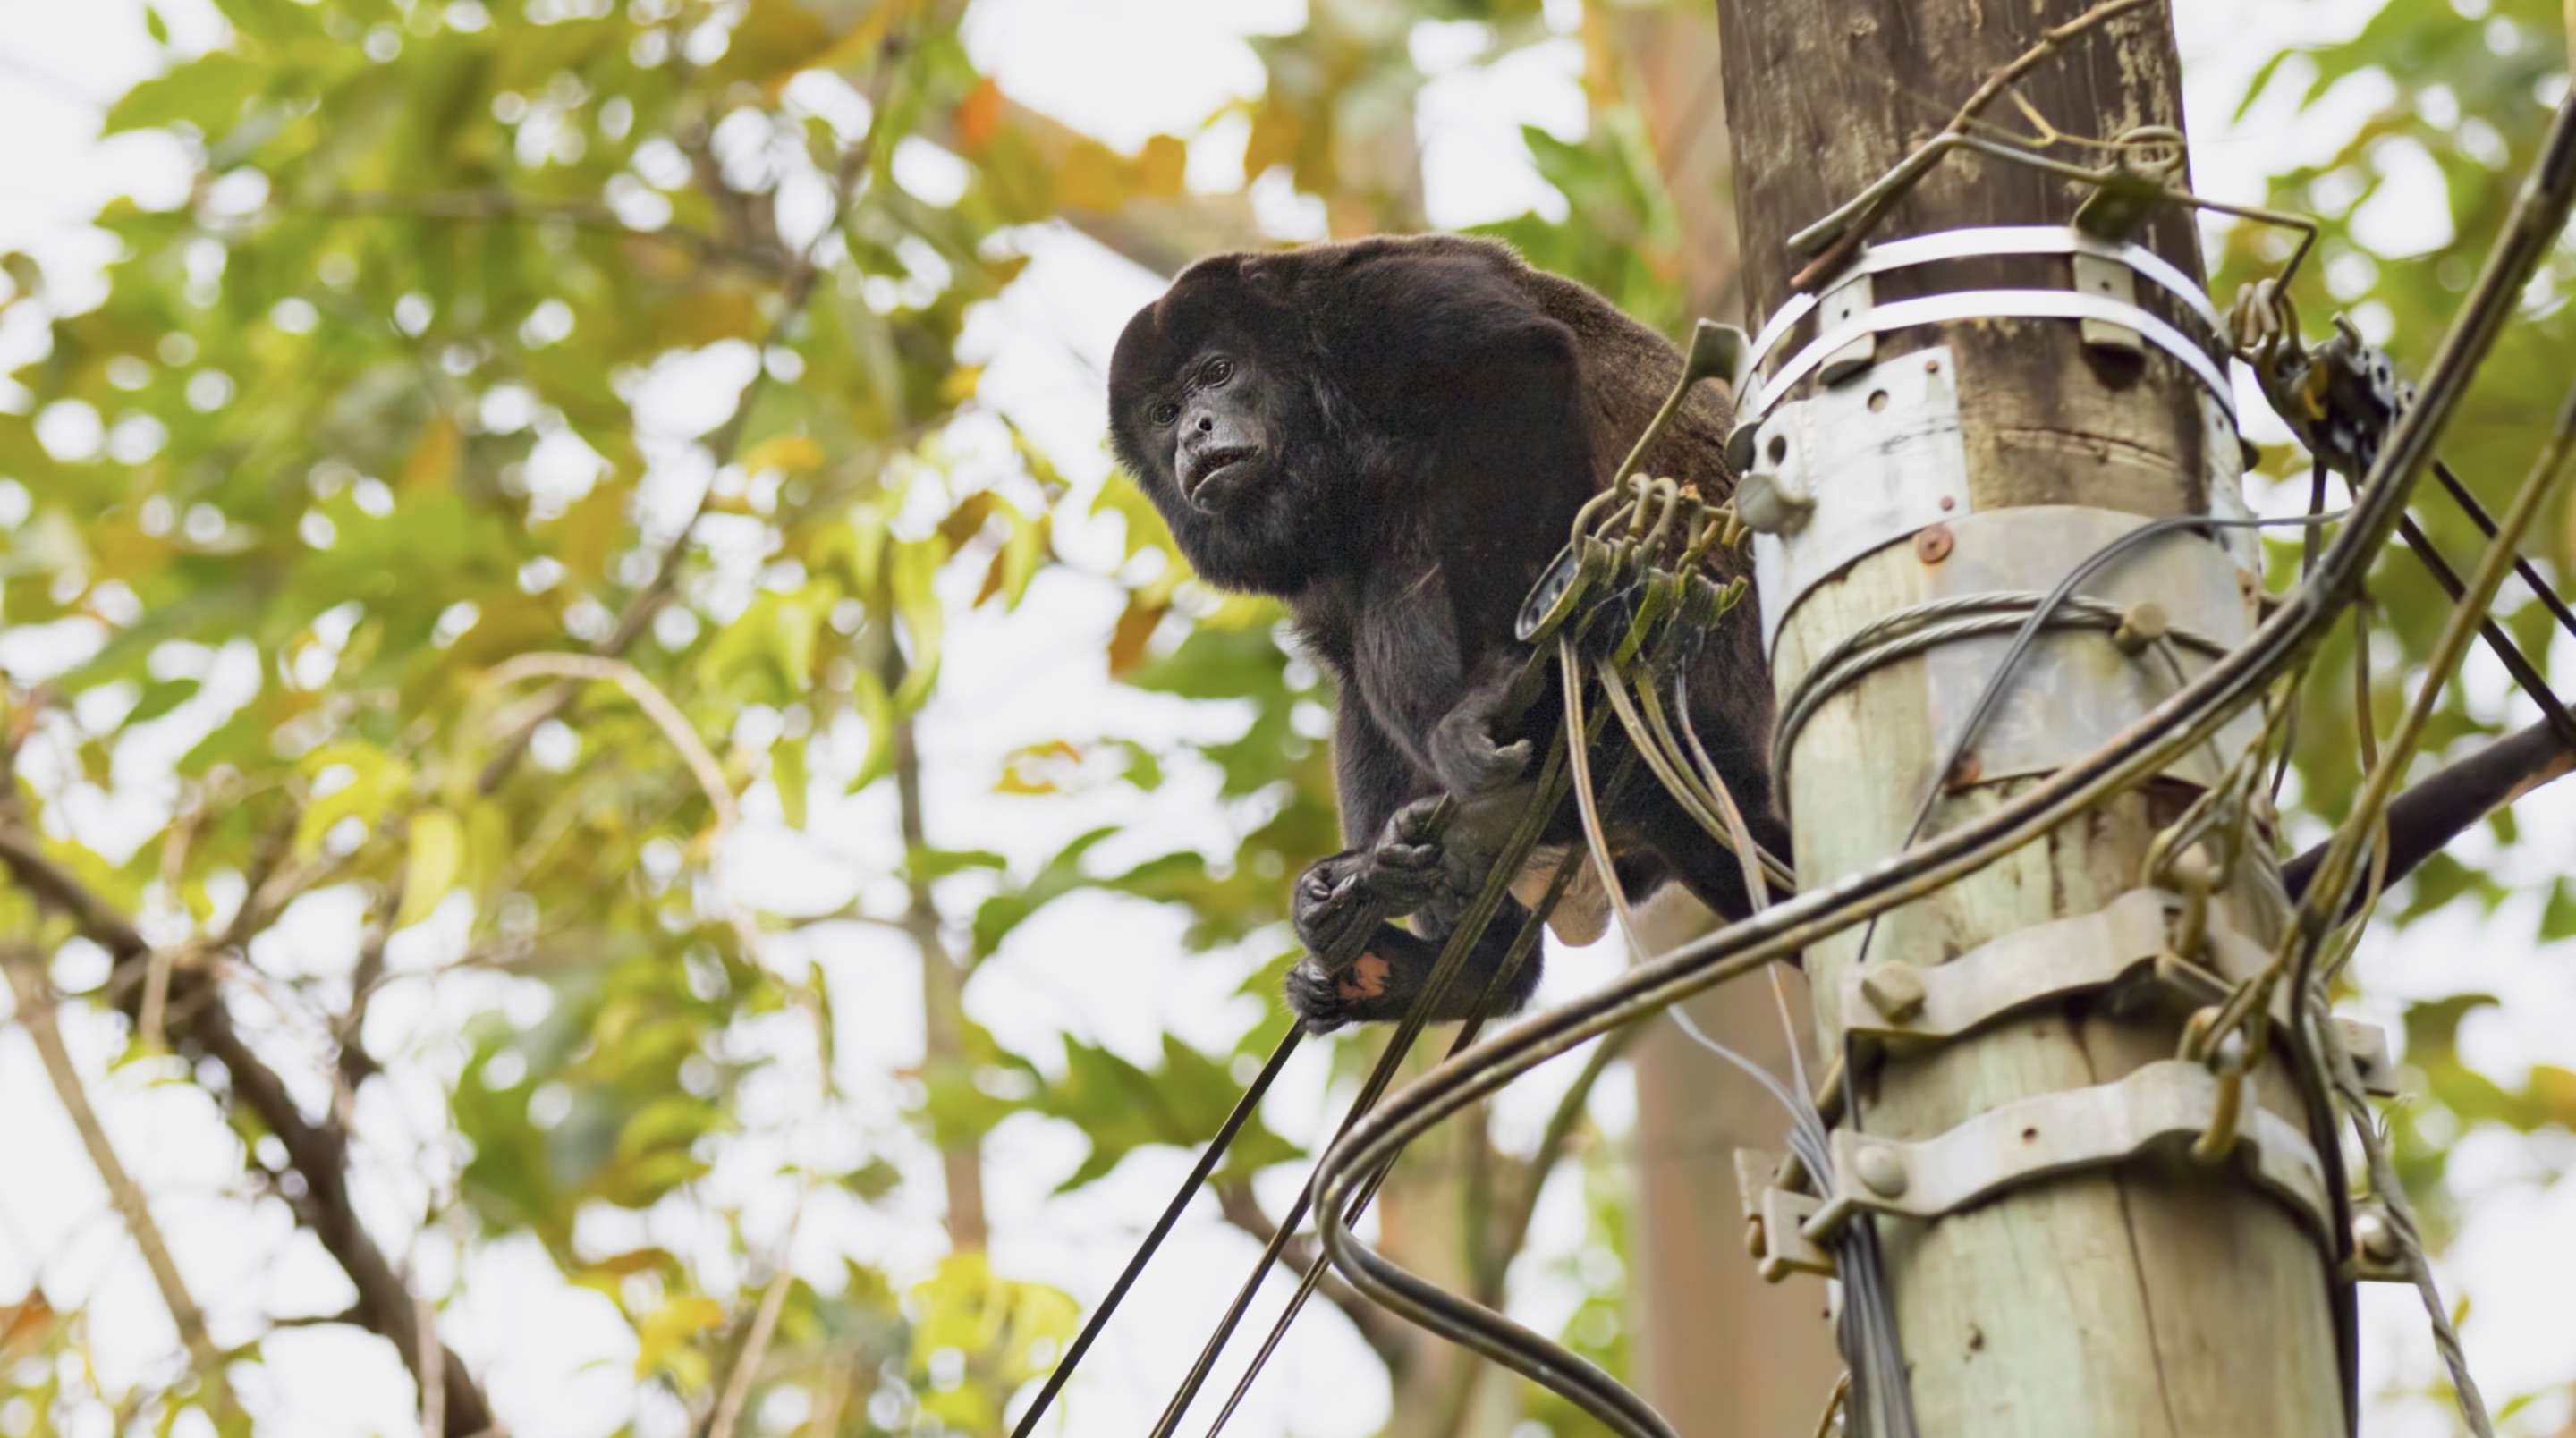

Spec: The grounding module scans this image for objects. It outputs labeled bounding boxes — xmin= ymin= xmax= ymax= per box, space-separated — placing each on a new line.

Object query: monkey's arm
xmin=1286 ymin=695 xmax=1538 ymax=1031
xmin=2281 ymin=716 xmax=2576 ymax=914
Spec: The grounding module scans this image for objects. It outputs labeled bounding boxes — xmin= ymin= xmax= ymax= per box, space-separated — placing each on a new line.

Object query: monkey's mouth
xmin=1182 ymin=448 xmax=1264 ymax=512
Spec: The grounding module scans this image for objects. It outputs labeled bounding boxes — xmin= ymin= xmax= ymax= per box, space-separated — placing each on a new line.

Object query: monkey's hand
xmin=1431 ymin=702 xmax=1534 ymax=804
xmin=1291 ymin=799 xmax=1456 ymax=960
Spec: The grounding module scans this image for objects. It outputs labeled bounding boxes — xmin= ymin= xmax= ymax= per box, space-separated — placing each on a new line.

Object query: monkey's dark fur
xmin=1108 ymin=233 xmax=1784 ymax=1031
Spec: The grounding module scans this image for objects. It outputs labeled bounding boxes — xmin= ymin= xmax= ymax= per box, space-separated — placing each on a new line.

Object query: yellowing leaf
xmin=996 ymin=740 xmax=1081 ymax=795
xmin=292 ymin=743 xmax=414 ymax=859
xmin=401 ymin=415 xmax=460 ymax=495
xmin=648 ymin=291 xmax=760 ymax=348
xmin=1058 ymin=138 xmax=1130 ymax=213
xmin=396 ymin=808 xmax=464 ymax=927
xmin=1137 ymin=134 xmax=1187 ymax=197
xmin=633 ymin=1294 xmax=724 ymax=1376
xmin=1107 ymin=596 xmax=1165 ymax=676
xmin=955 ymin=77 xmax=1003 ymax=151
xmin=741 ymin=435 xmax=826 ymax=475
xmin=708 ymin=0 xmax=830 ymax=89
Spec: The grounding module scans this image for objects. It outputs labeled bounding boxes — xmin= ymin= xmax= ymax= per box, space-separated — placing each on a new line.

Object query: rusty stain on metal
xmin=1915 ymin=523 xmax=1955 ymax=563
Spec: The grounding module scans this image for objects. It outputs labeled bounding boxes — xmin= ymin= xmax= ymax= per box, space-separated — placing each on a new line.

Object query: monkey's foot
xmin=1284 ymin=950 xmax=1394 ymax=1032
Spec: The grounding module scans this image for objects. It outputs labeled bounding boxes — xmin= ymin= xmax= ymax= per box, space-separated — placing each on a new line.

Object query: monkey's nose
xmin=1195 ymin=416 xmax=1214 ymax=433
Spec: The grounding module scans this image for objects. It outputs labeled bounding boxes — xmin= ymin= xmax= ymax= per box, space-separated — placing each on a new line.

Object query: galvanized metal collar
xmin=1748 ymin=288 xmax=2238 ymax=423
xmin=1741 ymin=224 xmax=2224 ymax=387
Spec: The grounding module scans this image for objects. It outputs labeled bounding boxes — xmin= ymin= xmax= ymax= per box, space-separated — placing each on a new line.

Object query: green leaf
xmin=708 ymin=0 xmax=834 ymax=88
xmin=970 ymin=827 xmax=1116 ymax=960
xmin=292 ymin=743 xmax=414 ymax=859
xmin=2544 ymin=878 xmax=2576 ymax=942
xmin=105 ymin=52 xmax=262 ymax=135
xmin=124 ymin=678 xmax=199 ymax=725
xmin=911 ymin=846 xmax=1007 ymax=879
xmin=772 ymin=737 xmax=809 ymax=829
xmin=889 ymin=537 xmax=947 ymax=711
xmin=633 ymin=1294 xmax=724 ymax=1378
xmin=848 ymin=664 xmax=895 ymax=793
xmin=1034 ymin=1033 xmax=1299 ymax=1192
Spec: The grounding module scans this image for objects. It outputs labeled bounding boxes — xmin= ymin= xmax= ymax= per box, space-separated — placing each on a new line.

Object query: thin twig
xmin=419 ymin=1282 xmax=446 ymax=1438
xmin=479 ymin=653 xmax=761 ymax=964
xmin=707 ymin=1216 xmax=801 ymax=1438
xmin=298 ymin=190 xmax=758 ymax=275
xmin=1 ymin=947 xmax=230 ymax=1395
xmin=1788 ymin=0 xmax=2162 ymax=288
xmin=480 ymin=655 xmax=738 ymax=833
xmin=1946 ymin=0 xmax=2161 ymax=140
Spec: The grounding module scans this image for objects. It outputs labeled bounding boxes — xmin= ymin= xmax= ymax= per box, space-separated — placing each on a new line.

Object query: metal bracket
xmin=1807 ymin=1059 xmax=2334 ymax=1245
xmin=1749 ymin=346 xmax=1971 ymax=651
xmin=1837 ymin=886 xmax=2301 ymax=1047
xmin=1746 ymin=288 xmax=2236 ymax=425
xmin=1842 ymin=888 xmax=2176 ymax=1042
xmin=2072 ymin=250 xmax=2144 ymax=357
xmin=1917 ymin=507 xmax=2264 ymax=789
xmin=2334 ymin=1016 xmax=2400 ymax=1099
xmin=1735 ymin=1149 xmax=1836 ymax=1282
xmin=1818 ymin=270 xmax=1877 ymax=385
xmin=1741 ymin=225 xmax=2227 ymax=389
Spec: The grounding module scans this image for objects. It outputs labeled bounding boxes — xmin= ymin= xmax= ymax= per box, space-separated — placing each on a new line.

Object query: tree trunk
xmin=1629 ymin=892 xmax=1845 ymax=1438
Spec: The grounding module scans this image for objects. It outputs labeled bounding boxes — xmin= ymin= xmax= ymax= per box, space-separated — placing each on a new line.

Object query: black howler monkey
xmin=1108 ymin=233 xmax=1784 ymax=1032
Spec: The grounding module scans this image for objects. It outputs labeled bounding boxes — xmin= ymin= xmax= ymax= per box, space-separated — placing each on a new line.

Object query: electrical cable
xmin=1004 ymin=1028 xmax=1301 ymax=1438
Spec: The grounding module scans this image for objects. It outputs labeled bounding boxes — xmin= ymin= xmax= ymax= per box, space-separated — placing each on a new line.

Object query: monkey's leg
xmin=1631 ymin=789 xmax=1768 ymax=924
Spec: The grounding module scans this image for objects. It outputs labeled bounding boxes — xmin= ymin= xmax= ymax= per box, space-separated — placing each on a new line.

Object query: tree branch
xmin=181 ymin=981 xmax=497 ymax=1435
xmin=0 ymin=824 xmax=148 ymax=962
xmin=0 ymin=784 xmax=497 ymax=1433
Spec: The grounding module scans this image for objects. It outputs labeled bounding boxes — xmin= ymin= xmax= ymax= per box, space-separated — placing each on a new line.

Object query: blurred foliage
xmin=0 ymin=0 xmax=1682 ymax=1432
xmin=2214 ymin=0 xmax=2576 ymax=1278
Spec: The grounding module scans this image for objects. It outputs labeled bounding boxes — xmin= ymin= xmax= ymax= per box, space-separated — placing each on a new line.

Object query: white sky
xmin=1 ymin=1 xmax=2573 ymax=1436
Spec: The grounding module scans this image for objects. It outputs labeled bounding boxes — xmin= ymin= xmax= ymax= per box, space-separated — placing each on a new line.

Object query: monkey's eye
xmin=1204 ymin=357 xmax=1234 ymax=385
xmin=1149 ymin=402 xmax=1181 ymax=426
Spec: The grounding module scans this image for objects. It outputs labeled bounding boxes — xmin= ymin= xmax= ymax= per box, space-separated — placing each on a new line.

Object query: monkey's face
xmin=1144 ymin=350 xmax=1269 ymax=515
xmin=1108 ymin=259 xmax=1352 ymax=596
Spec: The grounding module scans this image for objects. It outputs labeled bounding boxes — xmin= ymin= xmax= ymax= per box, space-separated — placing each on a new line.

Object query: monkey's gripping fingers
xmin=1359 ymin=797 xmax=1457 ymax=911
xmin=1430 ymin=705 xmax=1535 ymax=803
xmin=1292 ymin=850 xmax=1381 ymax=960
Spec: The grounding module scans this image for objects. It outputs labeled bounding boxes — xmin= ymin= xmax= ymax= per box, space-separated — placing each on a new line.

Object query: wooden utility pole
xmin=1710 ymin=2 xmax=2346 ymax=1434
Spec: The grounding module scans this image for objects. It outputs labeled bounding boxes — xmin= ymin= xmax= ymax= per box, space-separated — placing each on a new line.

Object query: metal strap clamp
xmin=1804 ymin=1059 xmax=2336 ymax=1245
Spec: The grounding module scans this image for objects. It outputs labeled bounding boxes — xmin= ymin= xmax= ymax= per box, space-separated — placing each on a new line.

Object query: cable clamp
xmin=1840 ymin=887 xmax=2285 ymax=1047
xmin=1733 ymin=1149 xmax=1837 ymax=1283
xmin=1801 ymin=1059 xmax=2335 ymax=1246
